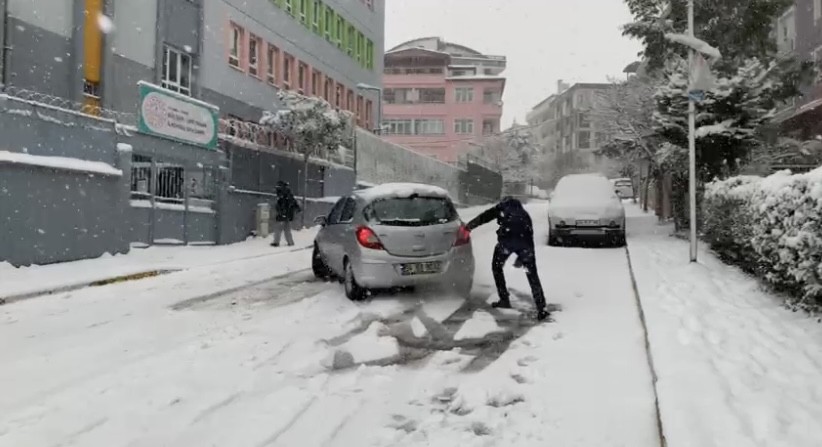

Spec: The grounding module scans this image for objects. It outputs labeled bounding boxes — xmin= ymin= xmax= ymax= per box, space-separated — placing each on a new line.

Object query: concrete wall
xmin=355 ymin=128 xmax=462 ymax=199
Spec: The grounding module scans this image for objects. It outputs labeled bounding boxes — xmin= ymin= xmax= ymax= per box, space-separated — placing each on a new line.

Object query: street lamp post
xmin=687 ymin=0 xmax=697 ymax=262
xmin=356 ymin=82 xmax=383 ymax=134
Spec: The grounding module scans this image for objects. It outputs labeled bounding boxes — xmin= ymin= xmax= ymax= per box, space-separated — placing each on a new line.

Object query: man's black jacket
xmin=466 ymin=197 xmax=534 ymax=248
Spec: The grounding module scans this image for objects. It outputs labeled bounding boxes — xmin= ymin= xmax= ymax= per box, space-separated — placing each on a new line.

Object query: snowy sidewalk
xmin=0 ymin=229 xmax=318 ymax=302
xmin=627 ymin=207 xmax=822 ymax=447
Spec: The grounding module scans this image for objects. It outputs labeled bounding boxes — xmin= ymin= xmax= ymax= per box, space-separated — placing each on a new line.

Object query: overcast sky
xmin=384 ymin=0 xmax=644 ymax=128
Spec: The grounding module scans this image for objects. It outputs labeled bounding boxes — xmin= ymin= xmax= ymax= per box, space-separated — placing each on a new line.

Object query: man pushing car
xmin=466 ymin=196 xmax=550 ymax=321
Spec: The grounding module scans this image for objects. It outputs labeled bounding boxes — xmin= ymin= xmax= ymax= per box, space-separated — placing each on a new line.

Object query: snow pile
xmin=704 ymin=168 xmax=822 ymax=311
xmin=323 ymin=322 xmax=400 ymax=369
xmin=0 ymin=150 xmax=122 ymax=176
xmin=664 ymin=33 xmax=722 ymax=59
xmin=453 ymin=310 xmax=501 ymax=341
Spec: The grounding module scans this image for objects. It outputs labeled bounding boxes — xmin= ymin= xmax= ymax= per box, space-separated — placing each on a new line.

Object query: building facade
xmin=775 ymin=0 xmax=822 ymax=138
xmin=0 ymin=0 xmax=384 ymax=128
xmin=381 ymin=37 xmax=506 ymax=163
xmin=526 ymin=81 xmax=609 ymax=155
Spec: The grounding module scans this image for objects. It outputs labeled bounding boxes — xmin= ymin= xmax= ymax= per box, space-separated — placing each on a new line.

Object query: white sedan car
xmin=547 ymin=173 xmax=626 ymax=246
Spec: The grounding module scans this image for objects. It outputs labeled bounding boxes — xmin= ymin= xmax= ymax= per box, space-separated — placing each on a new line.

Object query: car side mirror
xmin=313 ymin=215 xmax=328 ymax=226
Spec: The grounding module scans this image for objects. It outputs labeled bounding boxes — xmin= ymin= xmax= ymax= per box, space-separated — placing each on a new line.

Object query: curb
xmin=624 ymin=242 xmax=668 ymax=447
xmin=0 ymin=244 xmax=313 ymax=305
xmin=0 ymin=270 xmax=178 ymax=305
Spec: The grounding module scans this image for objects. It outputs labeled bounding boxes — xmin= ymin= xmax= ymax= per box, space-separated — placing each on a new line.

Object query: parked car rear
xmin=547 ymin=174 xmax=626 ymax=246
xmin=611 ymin=177 xmax=634 ymax=199
xmin=311 ymin=183 xmax=475 ymax=301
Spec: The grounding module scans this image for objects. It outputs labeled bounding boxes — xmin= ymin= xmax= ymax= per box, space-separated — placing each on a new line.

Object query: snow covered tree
xmin=469 ymin=125 xmax=543 ymax=184
xmin=623 ymin=0 xmax=794 ymax=72
xmin=261 ymin=90 xmax=354 ymax=225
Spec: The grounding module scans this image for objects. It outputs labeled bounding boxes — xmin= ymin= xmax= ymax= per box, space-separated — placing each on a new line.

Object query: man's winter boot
xmin=270 ymin=242 xmax=280 ymax=247
xmin=491 ymin=299 xmax=512 ymax=309
xmin=536 ymin=308 xmax=550 ymax=321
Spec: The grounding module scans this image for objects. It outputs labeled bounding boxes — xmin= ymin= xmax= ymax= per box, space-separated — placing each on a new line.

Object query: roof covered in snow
xmin=0 ymin=150 xmax=122 ymax=176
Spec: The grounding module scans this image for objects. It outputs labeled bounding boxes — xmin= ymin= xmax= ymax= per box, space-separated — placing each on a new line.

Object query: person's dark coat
xmin=466 ymin=197 xmax=534 ymax=249
xmin=274 ymin=182 xmax=301 ymax=222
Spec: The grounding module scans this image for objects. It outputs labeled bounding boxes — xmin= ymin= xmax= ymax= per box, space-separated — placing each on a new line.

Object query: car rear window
xmin=365 ymin=196 xmax=458 ymax=226
xmin=615 ymin=180 xmax=632 ymax=186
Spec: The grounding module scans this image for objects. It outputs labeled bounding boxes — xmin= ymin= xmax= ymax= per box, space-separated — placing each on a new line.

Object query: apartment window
xmin=312 ymin=0 xmax=321 ymax=32
xmin=248 ymin=34 xmax=261 ymax=77
xmin=324 ymin=78 xmax=333 ymax=102
xmin=356 ymin=31 xmax=364 ymax=65
xmin=324 ymin=7 xmax=334 ymax=41
xmin=482 ymin=119 xmax=497 ymax=135
xmin=347 ymin=24 xmax=355 ymax=56
xmin=366 ymin=39 xmax=374 ymax=70
xmin=267 ymin=45 xmax=279 ymax=85
xmin=298 ymin=0 xmax=307 ymax=24
xmin=298 ymin=62 xmax=308 ymax=93
xmin=335 ymin=84 xmax=344 ymax=108
xmin=455 ymin=87 xmax=474 ymax=103
xmin=347 ymin=89 xmax=355 ymax=111
xmin=162 ymin=46 xmax=192 ymax=95
xmin=454 ymin=119 xmax=474 ymax=135
xmin=578 ymin=112 xmax=590 ymax=128
xmin=385 ymin=119 xmax=414 ymax=135
xmin=356 ymin=95 xmax=364 ymax=125
xmin=310 ymin=70 xmax=321 ymax=96
xmin=365 ymin=100 xmax=374 ymax=130
xmin=578 ymin=131 xmax=591 ymax=149
xmin=283 ymin=53 xmax=294 ymax=89
xmin=419 ymin=88 xmax=445 ymax=103
xmin=415 ymin=119 xmax=445 ymax=135
xmin=483 ymin=88 xmax=500 ymax=104
xmin=335 ymin=16 xmax=344 ymax=47
xmin=229 ymin=24 xmax=243 ymax=68
xmin=285 ymin=0 xmax=293 ymax=15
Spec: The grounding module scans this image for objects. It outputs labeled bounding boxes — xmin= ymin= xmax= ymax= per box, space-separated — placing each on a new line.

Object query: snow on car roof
xmin=354 ymin=182 xmax=450 ymax=201
xmin=554 ymin=174 xmax=615 ymax=200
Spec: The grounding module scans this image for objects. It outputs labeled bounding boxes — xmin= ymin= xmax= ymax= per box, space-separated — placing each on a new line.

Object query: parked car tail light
xmin=356 ymin=226 xmax=384 ymax=250
xmin=454 ymin=224 xmax=471 ymax=246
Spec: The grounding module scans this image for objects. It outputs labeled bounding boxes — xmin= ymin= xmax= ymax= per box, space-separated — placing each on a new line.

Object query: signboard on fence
xmin=137 ymin=81 xmax=219 ymax=149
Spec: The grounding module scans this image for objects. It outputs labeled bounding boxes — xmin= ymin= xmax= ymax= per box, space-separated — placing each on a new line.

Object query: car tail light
xmin=454 ymin=224 xmax=471 ymax=246
xmin=356 ymin=226 xmax=384 ymax=250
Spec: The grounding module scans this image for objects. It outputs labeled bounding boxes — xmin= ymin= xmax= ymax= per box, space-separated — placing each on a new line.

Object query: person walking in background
xmin=271 ymin=181 xmax=301 ymax=247
xmin=466 ymin=196 xmax=549 ymax=321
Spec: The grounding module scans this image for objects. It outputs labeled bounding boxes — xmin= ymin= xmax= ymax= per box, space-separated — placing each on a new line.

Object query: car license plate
xmin=576 ymin=219 xmax=599 ymax=226
xmin=400 ymin=261 xmax=442 ymax=276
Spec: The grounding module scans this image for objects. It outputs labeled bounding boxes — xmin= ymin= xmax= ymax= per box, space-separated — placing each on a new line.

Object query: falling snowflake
xmin=97 ymin=13 xmax=114 ymax=34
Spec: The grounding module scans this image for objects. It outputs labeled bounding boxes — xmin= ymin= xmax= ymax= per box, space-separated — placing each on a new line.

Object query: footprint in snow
xmin=517 ymin=355 xmax=538 ymax=367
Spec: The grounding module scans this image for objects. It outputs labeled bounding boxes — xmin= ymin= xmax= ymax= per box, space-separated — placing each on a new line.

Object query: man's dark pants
xmin=492 ymin=241 xmax=546 ymax=311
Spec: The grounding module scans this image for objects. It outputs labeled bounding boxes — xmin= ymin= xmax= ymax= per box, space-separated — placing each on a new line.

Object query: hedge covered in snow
xmin=703 ymin=168 xmax=822 ymax=312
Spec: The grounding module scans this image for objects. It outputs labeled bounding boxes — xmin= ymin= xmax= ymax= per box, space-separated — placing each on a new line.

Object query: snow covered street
xmin=0 ymin=202 xmax=661 ymax=446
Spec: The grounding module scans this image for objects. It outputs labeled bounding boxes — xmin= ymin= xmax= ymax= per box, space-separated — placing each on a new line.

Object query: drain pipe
xmin=1 ymin=0 xmax=10 ymax=89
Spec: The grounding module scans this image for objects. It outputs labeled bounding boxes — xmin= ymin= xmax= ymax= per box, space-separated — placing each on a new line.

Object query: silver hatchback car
xmin=311 ymin=183 xmax=475 ymax=301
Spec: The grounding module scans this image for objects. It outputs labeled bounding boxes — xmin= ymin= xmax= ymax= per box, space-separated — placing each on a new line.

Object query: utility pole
xmin=687 ymin=0 xmax=698 ymax=262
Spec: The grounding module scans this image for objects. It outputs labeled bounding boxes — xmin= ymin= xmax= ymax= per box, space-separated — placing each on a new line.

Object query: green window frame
xmin=324 ymin=6 xmax=334 ymax=41
xmin=312 ymin=0 xmax=322 ymax=34
xmin=347 ymin=24 xmax=355 ymax=56
xmin=366 ymin=39 xmax=374 ymax=70
xmin=356 ymin=31 xmax=364 ymax=65
xmin=336 ymin=15 xmax=344 ymax=48
xmin=298 ymin=0 xmax=308 ymax=24
xmin=284 ymin=0 xmax=294 ymax=15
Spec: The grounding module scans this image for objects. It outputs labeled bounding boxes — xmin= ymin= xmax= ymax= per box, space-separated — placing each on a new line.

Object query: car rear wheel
xmin=344 ymin=259 xmax=368 ymax=301
xmin=312 ymin=244 xmax=333 ymax=280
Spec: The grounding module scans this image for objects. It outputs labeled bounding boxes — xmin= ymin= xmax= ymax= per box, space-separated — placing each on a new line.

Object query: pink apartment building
xmin=381 ymin=37 xmax=506 ymax=163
